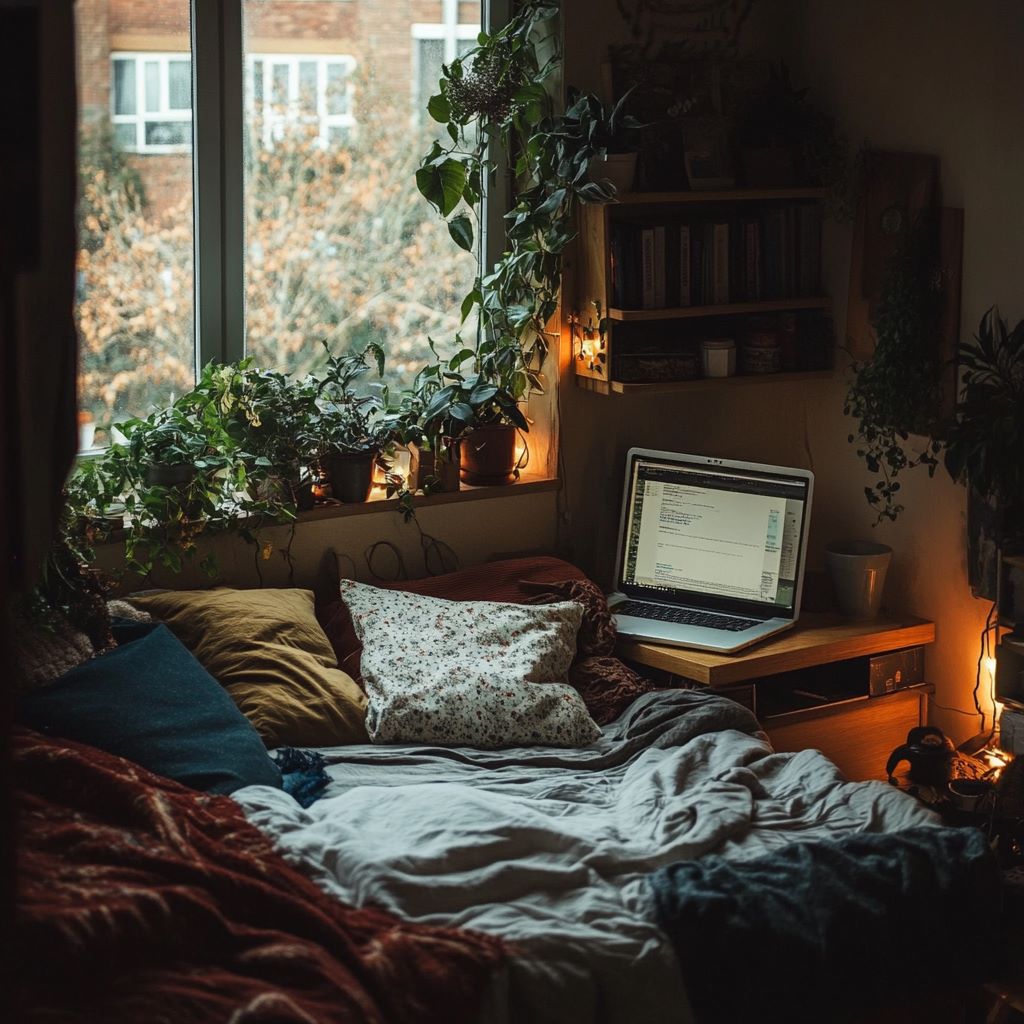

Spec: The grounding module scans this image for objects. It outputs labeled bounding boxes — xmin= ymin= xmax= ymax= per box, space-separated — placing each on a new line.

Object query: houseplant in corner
xmin=943 ymin=307 xmax=1024 ymax=596
xmin=416 ymin=0 xmax=616 ymax=471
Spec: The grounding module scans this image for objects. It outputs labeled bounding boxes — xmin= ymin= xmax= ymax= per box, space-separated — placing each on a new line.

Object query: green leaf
xmin=427 ymin=93 xmax=451 ymax=123
xmin=416 ymin=159 xmax=468 ymax=217
xmin=460 ymin=289 xmax=481 ymax=324
xmin=448 ymin=213 xmax=474 ymax=252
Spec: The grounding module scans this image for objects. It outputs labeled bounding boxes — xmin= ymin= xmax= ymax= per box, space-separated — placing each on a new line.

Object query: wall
xmin=558 ymin=0 xmax=1024 ymax=741
xmin=96 ymin=489 xmax=558 ymax=600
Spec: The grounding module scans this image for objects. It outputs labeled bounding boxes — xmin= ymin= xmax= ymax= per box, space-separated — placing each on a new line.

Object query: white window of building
xmin=111 ymin=53 xmax=193 ymax=153
xmin=248 ymin=55 xmax=357 ymax=148
xmin=412 ymin=0 xmax=480 ymax=115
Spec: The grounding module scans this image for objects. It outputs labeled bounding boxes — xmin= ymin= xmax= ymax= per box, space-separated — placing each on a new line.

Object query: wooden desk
xmin=618 ymin=614 xmax=938 ymax=781
xmin=618 ymin=613 xmax=936 ymax=687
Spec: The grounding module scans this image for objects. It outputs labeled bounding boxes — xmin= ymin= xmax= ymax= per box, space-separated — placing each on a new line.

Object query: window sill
xmin=297 ymin=474 xmax=560 ymax=523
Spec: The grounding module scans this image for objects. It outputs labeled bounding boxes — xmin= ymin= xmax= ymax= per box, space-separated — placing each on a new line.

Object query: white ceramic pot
xmin=825 ymin=540 xmax=893 ymax=620
xmin=588 ymin=152 xmax=638 ymax=194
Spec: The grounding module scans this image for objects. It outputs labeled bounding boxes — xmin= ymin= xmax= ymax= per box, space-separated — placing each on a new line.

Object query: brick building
xmin=76 ymin=0 xmax=481 ymax=212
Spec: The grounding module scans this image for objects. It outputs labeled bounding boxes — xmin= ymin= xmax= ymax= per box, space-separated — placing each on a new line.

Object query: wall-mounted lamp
xmin=570 ymin=307 xmax=607 ymax=375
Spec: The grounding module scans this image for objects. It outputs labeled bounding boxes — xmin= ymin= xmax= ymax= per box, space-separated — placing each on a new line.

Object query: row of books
xmin=609 ymin=203 xmax=822 ymax=310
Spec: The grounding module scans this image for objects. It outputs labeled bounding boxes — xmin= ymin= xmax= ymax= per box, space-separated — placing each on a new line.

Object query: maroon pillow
xmin=317 ymin=556 xmax=587 ymax=688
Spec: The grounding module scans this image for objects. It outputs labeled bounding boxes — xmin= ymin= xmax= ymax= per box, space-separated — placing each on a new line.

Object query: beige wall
xmin=98 ymin=489 xmax=558 ymax=599
xmin=559 ymin=0 xmax=1024 ymax=741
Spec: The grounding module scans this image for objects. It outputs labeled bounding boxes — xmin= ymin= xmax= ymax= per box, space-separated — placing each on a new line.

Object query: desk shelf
xmin=617 ymin=613 xmax=936 ymax=688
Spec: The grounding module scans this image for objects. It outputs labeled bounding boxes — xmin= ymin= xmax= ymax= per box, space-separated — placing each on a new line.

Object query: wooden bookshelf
xmin=611 ymin=187 xmax=827 ymax=205
xmin=608 ymin=296 xmax=829 ymax=322
xmin=572 ymin=188 xmax=832 ymax=394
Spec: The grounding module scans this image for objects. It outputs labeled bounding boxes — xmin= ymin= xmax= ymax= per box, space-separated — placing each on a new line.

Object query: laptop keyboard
xmin=614 ymin=600 xmax=761 ymax=633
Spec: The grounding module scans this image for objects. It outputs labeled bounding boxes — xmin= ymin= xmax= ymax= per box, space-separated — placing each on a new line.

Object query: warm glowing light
xmin=986 ymin=656 xmax=998 ymax=681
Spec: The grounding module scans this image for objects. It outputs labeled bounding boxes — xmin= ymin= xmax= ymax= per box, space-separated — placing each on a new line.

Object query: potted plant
xmin=186 ymin=361 xmax=321 ymax=511
xmin=570 ymin=89 xmax=644 ymax=194
xmin=315 ymin=343 xmax=395 ymax=503
xmin=417 ymin=1 xmax=616 ymax=430
xmin=735 ymin=63 xmax=847 ymax=198
xmin=418 ymin=353 xmax=529 ymax=486
xmin=943 ymin=308 xmax=1024 ymax=595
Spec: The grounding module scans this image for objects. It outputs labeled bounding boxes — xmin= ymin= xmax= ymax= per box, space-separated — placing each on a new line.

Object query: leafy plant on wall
xmin=415 ymin=0 xmax=618 ymax=424
xmin=844 ymin=215 xmax=945 ymax=522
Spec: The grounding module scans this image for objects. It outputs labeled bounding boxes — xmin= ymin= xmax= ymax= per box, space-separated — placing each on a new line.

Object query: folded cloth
xmin=274 ymin=746 xmax=331 ymax=807
xmin=650 ymin=826 xmax=1002 ymax=1024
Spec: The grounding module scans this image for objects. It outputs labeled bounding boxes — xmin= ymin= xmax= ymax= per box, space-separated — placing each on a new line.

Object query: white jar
xmin=700 ymin=337 xmax=736 ymax=378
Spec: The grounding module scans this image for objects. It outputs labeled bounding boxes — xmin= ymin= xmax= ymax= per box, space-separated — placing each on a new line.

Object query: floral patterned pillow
xmin=340 ymin=580 xmax=601 ymax=748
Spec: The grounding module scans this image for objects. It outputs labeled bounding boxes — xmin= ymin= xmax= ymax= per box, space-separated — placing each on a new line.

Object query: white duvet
xmin=233 ymin=690 xmax=937 ymax=1024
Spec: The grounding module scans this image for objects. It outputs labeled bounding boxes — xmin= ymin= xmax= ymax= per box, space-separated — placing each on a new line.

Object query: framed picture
xmin=682 ymin=120 xmax=736 ymax=190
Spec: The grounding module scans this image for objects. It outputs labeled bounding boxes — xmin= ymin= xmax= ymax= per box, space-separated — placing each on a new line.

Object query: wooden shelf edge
xmin=607 ymin=188 xmax=828 ymax=205
xmin=608 ymin=297 xmax=830 ymax=322
xmin=608 ymin=370 xmax=834 ymax=395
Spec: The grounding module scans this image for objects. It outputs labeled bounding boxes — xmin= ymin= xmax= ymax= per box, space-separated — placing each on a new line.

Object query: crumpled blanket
xmin=13 ymin=728 xmax=505 ymax=1024
xmin=650 ymin=826 xmax=1002 ymax=1023
xmin=521 ymin=575 xmax=655 ymax=724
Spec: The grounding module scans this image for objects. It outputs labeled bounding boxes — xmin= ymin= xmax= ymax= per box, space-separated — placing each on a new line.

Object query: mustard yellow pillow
xmin=128 ymin=588 xmax=368 ymax=748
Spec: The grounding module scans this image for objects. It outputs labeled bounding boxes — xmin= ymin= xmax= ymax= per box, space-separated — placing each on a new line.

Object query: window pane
xmin=298 ymin=60 xmax=318 ymax=112
xmin=416 ymin=39 xmax=444 ymax=116
xmin=145 ymin=121 xmax=192 ymax=147
xmin=243 ymin=2 xmax=481 ymax=392
xmin=113 ymin=59 xmax=136 ymax=115
xmin=144 ymin=60 xmax=160 ymax=112
xmin=168 ymin=60 xmax=191 ymax=109
xmin=79 ymin=18 xmax=196 ymax=447
xmin=325 ymin=61 xmax=349 ymax=115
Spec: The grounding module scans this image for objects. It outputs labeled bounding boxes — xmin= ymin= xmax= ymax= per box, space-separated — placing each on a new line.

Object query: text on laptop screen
xmin=621 ymin=458 xmax=809 ymax=611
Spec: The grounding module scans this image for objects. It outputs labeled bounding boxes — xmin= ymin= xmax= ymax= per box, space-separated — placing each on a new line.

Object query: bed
xmin=14 ymin=556 xmax=1002 ymax=1023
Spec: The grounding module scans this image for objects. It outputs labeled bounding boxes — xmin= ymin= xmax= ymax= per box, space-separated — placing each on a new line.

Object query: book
xmin=744 ymin=220 xmax=760 ymax=301
xmin=653 ymin=225 xmax=666 ymax=308
xmin=679 ymin=224 xmax=692 ymax=306
xmin=640 ymin=227 xmax=656 ymax=309
xmin=711 ymin=222 xmax=729 ymax=304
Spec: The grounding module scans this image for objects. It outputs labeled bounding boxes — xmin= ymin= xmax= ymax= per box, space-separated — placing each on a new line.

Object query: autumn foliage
xmin=76 ymin=73 xmax=475 ymax=440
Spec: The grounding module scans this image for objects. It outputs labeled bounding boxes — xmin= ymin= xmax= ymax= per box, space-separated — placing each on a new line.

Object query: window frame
xmin=247 ymin=53 xmax=357 ymax=150
xmin=190 ymin=0 xmax=509 ymax=388
xmin=111 ymin=51 xmax=193 ymax=154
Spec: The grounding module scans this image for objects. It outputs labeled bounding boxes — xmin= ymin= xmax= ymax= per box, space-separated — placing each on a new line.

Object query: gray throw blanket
xmin=650 ymin=826 xmax=1002 ymax=1023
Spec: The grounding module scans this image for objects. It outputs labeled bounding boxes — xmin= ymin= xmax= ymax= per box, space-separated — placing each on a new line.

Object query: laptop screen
xmin=618 ymin=454 xmax=811 ymax=618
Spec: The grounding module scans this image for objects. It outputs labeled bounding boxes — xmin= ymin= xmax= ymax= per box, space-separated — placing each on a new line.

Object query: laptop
xmin=608 ymin=448 xmax=814 ymax=654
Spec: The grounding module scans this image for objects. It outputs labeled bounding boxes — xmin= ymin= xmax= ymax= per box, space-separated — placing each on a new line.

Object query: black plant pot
xmin=326 ymin=452 xmax=375 ymax=503
xmin=144 ymin=463 xmax=197 ymax=488
xmin=292 ymin=478 xmax=316 ymax=512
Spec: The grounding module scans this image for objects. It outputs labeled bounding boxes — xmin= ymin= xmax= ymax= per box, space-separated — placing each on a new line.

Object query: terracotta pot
xmin=410 ymin=440 xmax=461 ymax=492
xmin=459 ymin=424 xmax=517 ymax=486
xmin=326 ymin=451 xmax=375 ymax=503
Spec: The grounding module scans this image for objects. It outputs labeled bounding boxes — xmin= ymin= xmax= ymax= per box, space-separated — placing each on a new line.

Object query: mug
xmin=825 ymin=540 xmax=892 ymax=620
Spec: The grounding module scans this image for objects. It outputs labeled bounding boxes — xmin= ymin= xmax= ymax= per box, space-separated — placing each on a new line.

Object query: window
xmin=111 ymin=54 xmax=193 ymax=153
xmin=412 ymin=22 xmax=480 ymax=117
xmin=76 ymin=1 xmax=491 ymax=447
xmin=248 ymin=55 xmax=356 ymax=148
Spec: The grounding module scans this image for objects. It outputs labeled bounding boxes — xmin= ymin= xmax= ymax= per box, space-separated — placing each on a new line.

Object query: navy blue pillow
xmin=19 ymin=621 xmax=282 ymax=795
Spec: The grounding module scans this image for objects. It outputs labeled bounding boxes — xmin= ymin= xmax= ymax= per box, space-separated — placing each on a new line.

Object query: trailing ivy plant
xmin=416 ymin=0 xmax=627 ymax=417
xmin=844 ymin=216 xmax=945 ymax=522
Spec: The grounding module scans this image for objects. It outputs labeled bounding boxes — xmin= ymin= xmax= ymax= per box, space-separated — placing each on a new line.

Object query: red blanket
xmin=13 ymin=729 xmax=505 ymax=1023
